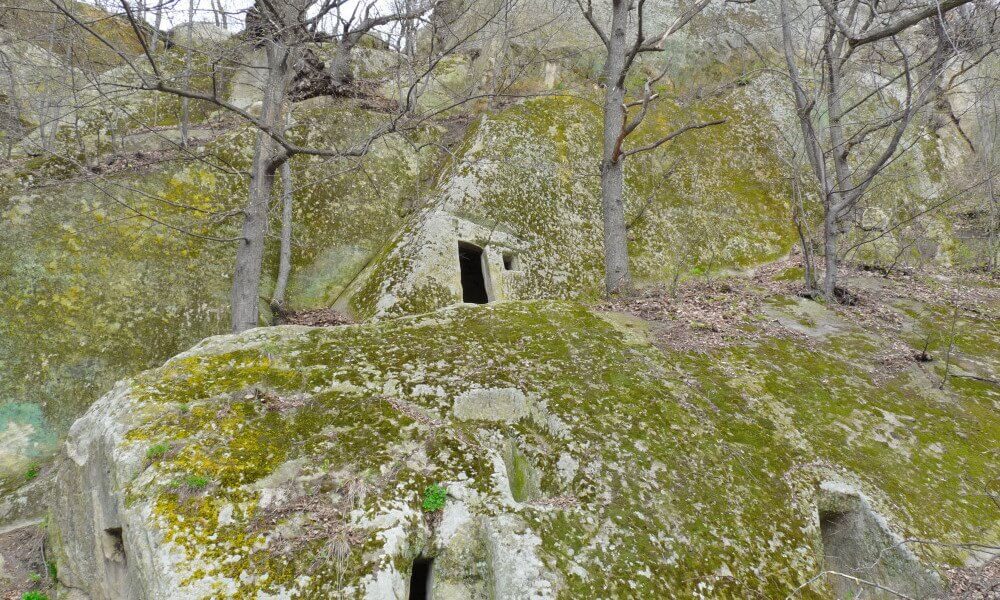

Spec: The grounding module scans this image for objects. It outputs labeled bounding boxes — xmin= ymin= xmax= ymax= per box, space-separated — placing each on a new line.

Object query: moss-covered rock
xmin=0 ymin=94 xmax=436 ymax=475
xmin=50 ymin=299 xmax=997 ymax=598
xmin=343 ymin=92 xmax=796 ymax=319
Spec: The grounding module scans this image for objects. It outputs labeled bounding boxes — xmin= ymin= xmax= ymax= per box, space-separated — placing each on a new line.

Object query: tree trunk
xmin=823 ymin=20 xmax=850 ymax=301
xmin=232 ymin=153 xmax=278 ymax=332
xmin=180 ymin=0 xmax=195 ymax=148
xmin=328 ymin=44 xmax=353 ymax=89
xmin=822 ymin=214 xmax=839 ymax=300
xmin=230 ymin=41 xmax=290 ymax=333
xmin=790 ymin=170 xmax=817 ymax=292
xmin=150 ymin=3 xmax=163 ymax=51
xmin=599 ymin=0 xmax=631 ymax=295
xmin=270 ymin=159 xmax=294 ymax=319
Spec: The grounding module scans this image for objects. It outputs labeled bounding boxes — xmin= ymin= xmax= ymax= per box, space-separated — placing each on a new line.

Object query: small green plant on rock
xmin=24 ymin=465 xmax=39 ymax=481
xmin=22 ymin=592 xmax=49 ymax=600
xmin=422 ymin=484 xmax=447 ymax=512
xmin=146 ymin=443 xmax=170 ymax=461
xmin=184 ymin=474 xmax=211 ymax=490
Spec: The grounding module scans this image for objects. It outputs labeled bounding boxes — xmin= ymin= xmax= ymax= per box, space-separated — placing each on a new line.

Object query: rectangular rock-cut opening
xmin=458 ymin=242 xmax=491 ymax=304
xmin=503 ymin=251 xmax=519 ymax=271
xmin=819 ymin=509 xmax=861 ymax=597
xmin=408 ymin=556 xmax=433 ymax=600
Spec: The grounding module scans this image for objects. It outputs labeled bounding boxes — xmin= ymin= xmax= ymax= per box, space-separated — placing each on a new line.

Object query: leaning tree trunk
xmin=231 ymin=42 xmax=290 ymax=333
xmin=599 ymin=0 xmax=632 ymax=295
xmin=270 ymin=159 xmax=294 ymax=321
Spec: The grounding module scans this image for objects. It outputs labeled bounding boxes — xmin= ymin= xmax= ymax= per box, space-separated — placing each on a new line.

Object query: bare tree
xmin=47 ymin=0 xmax=526 ymax=332
xmin=179 ymin=0 xmax=195 ymax=148
xmin=777 ymin=0 xmax=979 ymax=300
xmin=974 ymin=68 xmax=999 ymax=273
xmin=576 ymin=0 xmax=728 ymax=295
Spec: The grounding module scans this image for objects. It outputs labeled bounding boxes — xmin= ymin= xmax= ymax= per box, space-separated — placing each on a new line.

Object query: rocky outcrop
xmin=49 ymin=299 xmax=997 ymax=598
xmin=341 ymin=94 xmax=796 ymax=319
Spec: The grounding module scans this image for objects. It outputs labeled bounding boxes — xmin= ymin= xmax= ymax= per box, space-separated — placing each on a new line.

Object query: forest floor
xmin=602 ymin=256 xmax=998 ymax=362
xmin=946 ymin=556 xmax=1000 ymax=599
xmin=0 ymin=520 xmax=53 ymax=600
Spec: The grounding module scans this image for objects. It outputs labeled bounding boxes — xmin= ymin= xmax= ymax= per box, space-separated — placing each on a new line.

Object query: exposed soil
xmin=0 ymin=521 xmax=52 ymax=600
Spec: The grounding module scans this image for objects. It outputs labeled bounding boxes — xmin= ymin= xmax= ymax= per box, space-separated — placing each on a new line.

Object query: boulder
xmin=50 ymin=300 xmax=996 ymax=598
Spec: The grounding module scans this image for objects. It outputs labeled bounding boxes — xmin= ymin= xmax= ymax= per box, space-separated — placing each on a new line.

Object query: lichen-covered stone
xmin=342 ymin=92 xmax=797 ymax=319
xmin=50 ymin=299 xmax=998 ymax=598
xmin=0 ymin=93 xmax=436 ymax=473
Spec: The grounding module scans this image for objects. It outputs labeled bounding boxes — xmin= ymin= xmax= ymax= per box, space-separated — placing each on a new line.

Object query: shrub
xmin=24 ymin=465 xmax=39 ymax=481
xmin=22 ymin=592 xmax=49 ymax=600
xmin=422 ymin=484 xmax=447 ymax=512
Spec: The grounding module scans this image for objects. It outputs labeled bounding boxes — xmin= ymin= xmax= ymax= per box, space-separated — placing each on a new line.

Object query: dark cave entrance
xmin=408 ymin=556 xmax=433 ymax=600
xmin=458 ymin=242 xmax=490 ymax=304
xmin=816 ymin=499 xmax=940 ymax=599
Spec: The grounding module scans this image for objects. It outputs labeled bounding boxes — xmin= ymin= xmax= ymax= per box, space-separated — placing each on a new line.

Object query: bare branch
xmin=621 ymin=118 xmax=726 ymax=159
xmin=847 ymin=0 xmax=975 ymax=48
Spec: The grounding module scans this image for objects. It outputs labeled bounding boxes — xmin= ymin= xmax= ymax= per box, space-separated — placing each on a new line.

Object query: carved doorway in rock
xmin=458 ymin=241 xmax=492 ymax=304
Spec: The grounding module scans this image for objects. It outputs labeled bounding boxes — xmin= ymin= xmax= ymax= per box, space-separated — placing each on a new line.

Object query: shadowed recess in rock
xmin=818 ymin=490 xmax=942 ymax=599
xmin=408 ymin=555 xmax=433 ymax=600
xmin=458 ymin=242 xmax=490 ymax=304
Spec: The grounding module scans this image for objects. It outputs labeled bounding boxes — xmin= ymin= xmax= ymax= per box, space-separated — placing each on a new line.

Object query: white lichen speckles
xmin=453 ymin=387 xmax=531 ymax=423
xmin=47 ymin=300 xmax=999 ymax=598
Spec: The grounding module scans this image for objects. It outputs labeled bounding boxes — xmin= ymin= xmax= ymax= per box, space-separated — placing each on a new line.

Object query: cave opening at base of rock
xmin=458 ymin=241 xmax=490 ymax=304
xmin=408 ymin=556 xmax=433 ymax=600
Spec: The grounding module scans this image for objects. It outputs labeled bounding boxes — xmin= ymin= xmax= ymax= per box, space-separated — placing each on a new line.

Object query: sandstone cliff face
xmin=50 ymin=298 xmax=997 ymax=598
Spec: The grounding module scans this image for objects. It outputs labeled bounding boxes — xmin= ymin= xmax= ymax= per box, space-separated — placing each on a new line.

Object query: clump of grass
xmin=422 ymin=484 xmax=447 ymax=512
xmin=24 ymin=465 xmax=39 ymax=481
xmin=145 ymin=443 xmax=170 ymax=461
xmin=183 ymin=474 xmax=210 ymax=490
xmin=22 ymin=592 xmax=50 ymax=600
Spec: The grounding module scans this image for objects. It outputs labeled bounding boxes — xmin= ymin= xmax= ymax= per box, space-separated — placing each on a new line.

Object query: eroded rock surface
xmin=50 ymin=300 xmax=998 ymax=598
